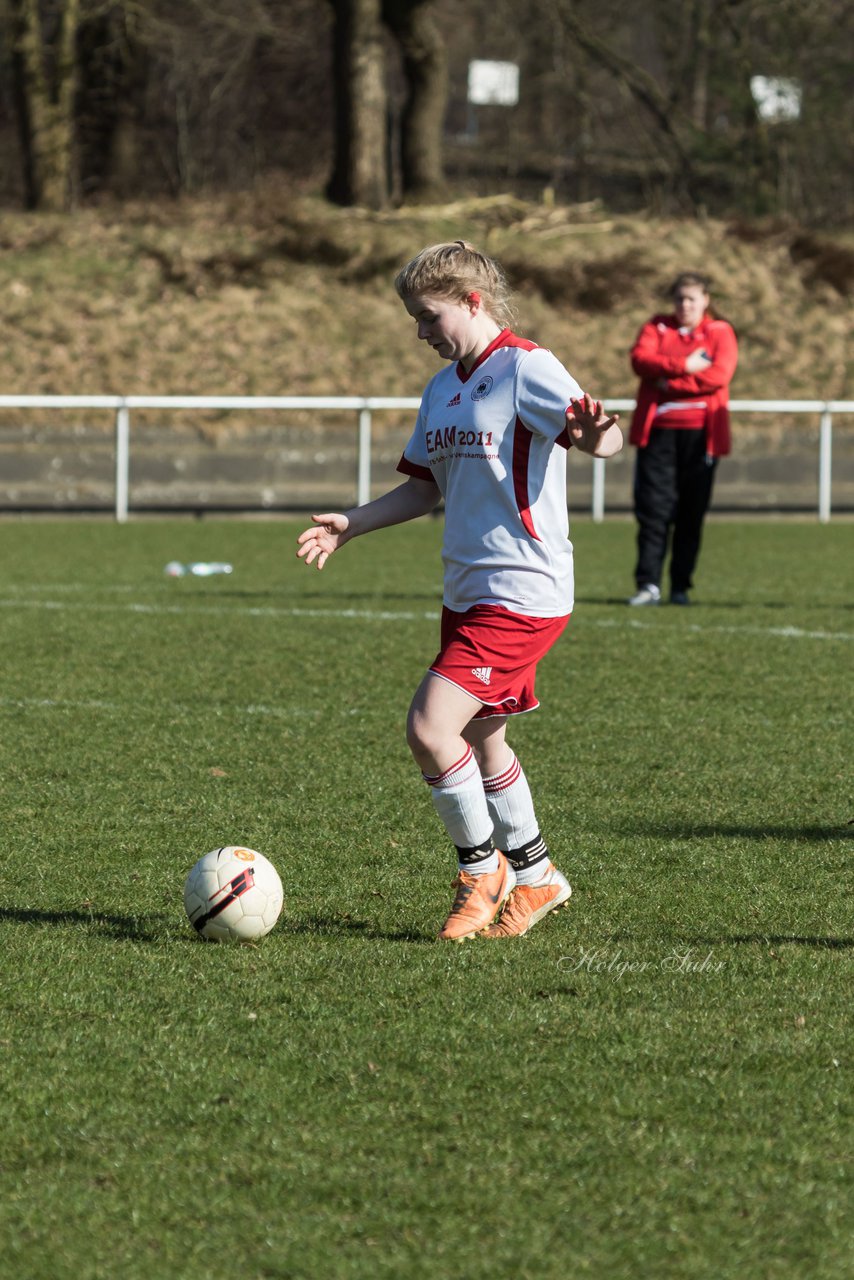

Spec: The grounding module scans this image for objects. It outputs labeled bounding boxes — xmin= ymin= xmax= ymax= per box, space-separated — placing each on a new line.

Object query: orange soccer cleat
xmin=482 ymin=866 xmax=572 ymax=938
xmin=438 ymin=853 xmax=516 ymax=942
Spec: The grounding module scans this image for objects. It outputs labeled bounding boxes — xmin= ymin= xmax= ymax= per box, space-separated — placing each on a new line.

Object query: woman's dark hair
xmin=668 ymin=270 xmax=712 ymax=297
xmin=668 ymin=270 xmax=730 ymax=325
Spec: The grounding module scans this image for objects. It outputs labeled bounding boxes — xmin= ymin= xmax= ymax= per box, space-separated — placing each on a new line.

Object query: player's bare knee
xmin=406 ymin=708 xmax=442 ymax=764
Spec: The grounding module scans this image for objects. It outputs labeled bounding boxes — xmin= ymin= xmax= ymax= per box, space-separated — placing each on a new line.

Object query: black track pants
xmin=633 ymin=427 xmax=718 ymax=592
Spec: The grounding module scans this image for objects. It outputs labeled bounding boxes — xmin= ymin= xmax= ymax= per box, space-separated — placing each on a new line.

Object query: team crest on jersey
xmin=471 ymin=375 xmax=493 ymax=401
xmin=447 ymin=392 xmax=461 ymax=407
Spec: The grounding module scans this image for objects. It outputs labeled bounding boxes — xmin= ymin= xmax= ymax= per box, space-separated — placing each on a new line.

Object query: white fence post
xmin=357 ymin=405 xmax=372 ymax=506
xmin=115 ymin=401 xmax=130 ymax=523
xmin=591 ymin=456 xmax=606 ymax=523
xmin=818 ymin=407 xmax=832 ymax=524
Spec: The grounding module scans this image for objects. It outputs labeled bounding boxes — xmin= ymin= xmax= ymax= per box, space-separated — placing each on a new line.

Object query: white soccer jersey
xmin=397 ymin=330 xmax=583 ymax=617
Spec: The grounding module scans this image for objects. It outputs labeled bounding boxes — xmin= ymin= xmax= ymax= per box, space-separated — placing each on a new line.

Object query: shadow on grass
xmin=604 ymin=928 xmax=854 ymax=950
xmin=0 ymin=906 xmax=167 ymax=942
xmin=286 ymin=912 xmax=434 ymax=944
xmin=613 ymin=821 xmax=846 ymax=843
xmin=709 ymin=933 xmax=854 ymax=949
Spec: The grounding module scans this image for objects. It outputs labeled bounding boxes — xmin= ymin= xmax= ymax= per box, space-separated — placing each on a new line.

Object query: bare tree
xmin=553 ymin=0 xmax=703 ymax=212
xmin=0 ymin=0 xmax=850 ymax=222
xmin=383 ymin=0 xmax=446 ymax=198
xmin=9 ymin=0 xmax=81 ymax=209
xmin=326 ymin=0 xmax=389 ymax=208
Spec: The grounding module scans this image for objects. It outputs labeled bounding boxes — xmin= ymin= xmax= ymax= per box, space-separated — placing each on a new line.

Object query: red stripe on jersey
xmin=397 ymin=454 xmax=435 ymax=483
xmin=512 ymin=418 xmax=539 ymax=541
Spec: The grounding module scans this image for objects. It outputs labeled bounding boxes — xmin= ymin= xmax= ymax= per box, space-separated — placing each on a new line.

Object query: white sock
xmin=514 ymin=848 xmax=554 ymax=886
xmin=423 ymin=746 xmax=497 ymax=876
xmin=482 ymin=751 xmax=539 ymax=846
xmin=483 ymin=752 xmax=551 ymax=884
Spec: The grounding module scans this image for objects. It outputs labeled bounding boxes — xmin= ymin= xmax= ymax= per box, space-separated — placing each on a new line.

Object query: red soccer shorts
xmin=429 ymin=604 xmax=570 ymax=719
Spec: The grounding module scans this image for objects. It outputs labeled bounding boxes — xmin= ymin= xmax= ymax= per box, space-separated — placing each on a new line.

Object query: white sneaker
xmin=628 ymin=584 xmax=661 ymax=606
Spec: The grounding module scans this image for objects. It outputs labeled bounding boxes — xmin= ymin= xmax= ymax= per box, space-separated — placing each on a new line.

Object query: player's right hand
xmin=296 ymin=513 xmax=351 ymax=570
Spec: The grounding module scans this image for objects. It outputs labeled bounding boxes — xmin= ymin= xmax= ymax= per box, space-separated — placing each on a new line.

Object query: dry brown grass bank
xmin=0 ymin=188 xmax=850 ymax=443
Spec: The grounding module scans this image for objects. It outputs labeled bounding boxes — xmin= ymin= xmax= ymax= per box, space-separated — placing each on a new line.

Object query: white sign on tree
xmin=467 ymin=61 xmax=520 ymax=107
xmin=750 ymin=77 xmax=802 ymax=123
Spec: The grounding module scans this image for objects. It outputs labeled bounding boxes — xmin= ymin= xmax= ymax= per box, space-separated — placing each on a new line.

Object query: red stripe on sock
xmin=423 ymin=745 xmax=475 ymax=788
xmin=482 ymin=756 xmax=521 ymax=794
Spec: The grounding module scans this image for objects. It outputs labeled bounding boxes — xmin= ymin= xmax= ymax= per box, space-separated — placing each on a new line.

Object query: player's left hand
xmin=567 ymin=394 xmax=621 ymax=457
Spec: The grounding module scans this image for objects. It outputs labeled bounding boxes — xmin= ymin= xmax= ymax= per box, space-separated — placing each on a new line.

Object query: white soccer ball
xmin=183 ymin=845 xmax=283 ymax=942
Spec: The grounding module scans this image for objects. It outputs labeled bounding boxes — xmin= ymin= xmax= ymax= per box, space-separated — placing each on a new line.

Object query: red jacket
xmin=629 ymin=313 xmax=738 ymax=457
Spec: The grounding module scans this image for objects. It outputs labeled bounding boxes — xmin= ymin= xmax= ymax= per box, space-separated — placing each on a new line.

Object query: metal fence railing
xmin=0 ymin=395 xmax=851 ymax=523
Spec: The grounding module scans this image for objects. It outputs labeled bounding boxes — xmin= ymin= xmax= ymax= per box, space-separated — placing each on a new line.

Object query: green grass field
xmin=0 ymin=517 xmax=851 ymax=1280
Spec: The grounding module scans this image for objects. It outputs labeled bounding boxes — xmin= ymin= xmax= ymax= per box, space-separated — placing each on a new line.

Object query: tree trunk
xmin=9 ymin=0 xmax=80 ymax=211
xmin=326 ymin=0 xmax=389 ymax=208
xmin=8 ymin=0 xmax=38 ymax=208
xmin=75 ymin=6 xmax=130 ymax=198
xmin=382 ymin=0 xmax=446 ymax=199
xmin=690 ymin=0 xmax=711 ymax=131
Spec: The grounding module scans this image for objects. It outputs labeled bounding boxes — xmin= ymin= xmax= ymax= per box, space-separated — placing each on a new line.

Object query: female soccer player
xmin=297 ymin=241 xmax=622 ymax=941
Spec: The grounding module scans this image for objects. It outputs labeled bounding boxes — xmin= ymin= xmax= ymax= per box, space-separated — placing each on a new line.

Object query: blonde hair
xmin=394 ymin=240 xmax=517 ymax=329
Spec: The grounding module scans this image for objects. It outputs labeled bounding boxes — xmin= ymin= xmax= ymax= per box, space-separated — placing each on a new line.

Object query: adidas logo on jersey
xmin=471 ymin=666 xmax=492 ymax=685
xmin=446 ymin=392 xmax=461 ymax=407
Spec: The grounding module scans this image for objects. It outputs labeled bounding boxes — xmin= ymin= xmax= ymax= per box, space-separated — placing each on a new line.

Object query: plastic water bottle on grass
xmin=188 ymin=562 xmax=233 ymax=577
xmin=164 ymin=561 xmax=233 ymax=577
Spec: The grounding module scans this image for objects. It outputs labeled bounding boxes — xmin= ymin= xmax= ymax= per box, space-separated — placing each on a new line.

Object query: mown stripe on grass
xmin=593 ymin=616 xmax=854 ymax=642
xmin=0 ymin=695 xmax=327 ymax=719
xmin=0 ymin=596 xmax=852 ymax=642
xmin=0 ymin=599 xmax=442 ymax=623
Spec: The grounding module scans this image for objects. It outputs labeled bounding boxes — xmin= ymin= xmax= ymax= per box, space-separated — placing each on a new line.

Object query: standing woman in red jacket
xmin=627 ymin=272 xmax=738 ymax=605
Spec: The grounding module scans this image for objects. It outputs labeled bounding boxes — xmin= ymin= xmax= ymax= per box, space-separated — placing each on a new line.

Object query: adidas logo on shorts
xmin=471 ymin=666 xmax=492 ymax=685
